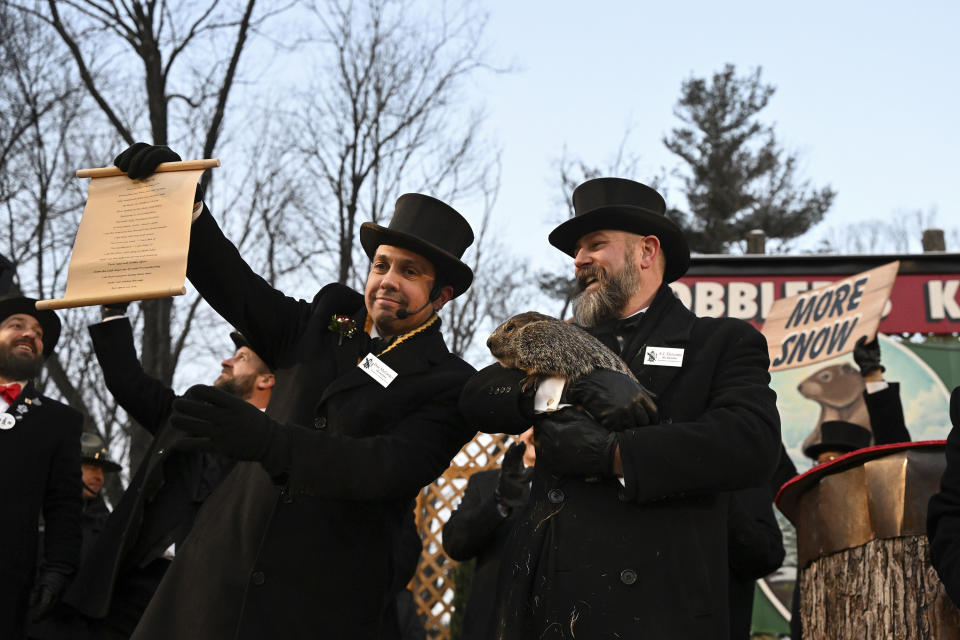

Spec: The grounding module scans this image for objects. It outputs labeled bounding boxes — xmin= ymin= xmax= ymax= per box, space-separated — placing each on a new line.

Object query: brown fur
xmin=487 ymin=311 xmax=636 ymax=385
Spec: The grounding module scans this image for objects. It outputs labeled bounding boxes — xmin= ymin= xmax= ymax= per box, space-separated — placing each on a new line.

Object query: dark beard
xmin=0 ymin=342 xmax=43 ymax=381
xmin=572 ymin=251 xmax=641 ymax=328
xmin=213 ymin=371 xmax=256 ymax=399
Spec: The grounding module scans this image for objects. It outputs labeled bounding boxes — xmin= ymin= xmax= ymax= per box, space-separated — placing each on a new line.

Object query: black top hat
xmin=229 ymin=330 xmax=250 ymax=352
xmin=548 ymin=178 xmax=691 ymax=283
xmin=0 ymin=296 xmax=61 ymax=357
xmin=359 ymin=194 xmax=474 ymax=298
xmin=80 ymin=432 xmax=122 ymax=472
xmin=803 ymin=421 xmax=873 ymax=460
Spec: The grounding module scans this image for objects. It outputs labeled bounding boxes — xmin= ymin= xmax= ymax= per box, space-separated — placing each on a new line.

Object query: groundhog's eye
xmin=818 ymin=372 xmax=832 ymax=382
xmin=505 ymin=323 xmax=515 ymax=332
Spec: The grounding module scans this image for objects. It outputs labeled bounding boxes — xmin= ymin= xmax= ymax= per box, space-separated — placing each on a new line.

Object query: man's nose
xmin=573 ymin=247 xmax=591 ymax=268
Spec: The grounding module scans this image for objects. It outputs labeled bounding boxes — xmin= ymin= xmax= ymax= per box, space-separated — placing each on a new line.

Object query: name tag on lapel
xmin=643 ymin=346 xmax=684 ymax=367
xmin=358 ymin=353 xmax=398 ymax=388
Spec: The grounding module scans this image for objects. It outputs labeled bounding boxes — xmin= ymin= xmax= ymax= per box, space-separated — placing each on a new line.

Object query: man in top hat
xmin=111 ymin=143 xmax=477 ymax=639
xmin=460 ymin=177 xmax=780 ymax=638
xmin=55 ymin=309 xmax=274 ymax=639
xmin=77 ymin=433 xmax=123 ymax=556
xmin=0 ymin=297 xmax=83 ymax=639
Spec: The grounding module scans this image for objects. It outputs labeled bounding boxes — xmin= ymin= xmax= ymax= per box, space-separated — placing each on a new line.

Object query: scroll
xmin=36 ymin=159 xmax=219 ymax=311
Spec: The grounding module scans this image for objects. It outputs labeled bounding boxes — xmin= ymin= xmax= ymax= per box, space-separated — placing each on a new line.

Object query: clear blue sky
xmin=466 ymin=0 xmax=958 ymax=263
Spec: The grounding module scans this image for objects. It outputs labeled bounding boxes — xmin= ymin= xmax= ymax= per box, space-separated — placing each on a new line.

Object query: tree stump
xmin=799 ymin=536 xmax=959 ymax=639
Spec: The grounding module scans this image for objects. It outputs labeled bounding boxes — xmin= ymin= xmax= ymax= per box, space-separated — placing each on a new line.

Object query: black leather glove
xmin=28 ymin=568 xmax=70 ymax=621
xmin=853 ymin=335 xmax=885 ymax=376
xmin=114 ymin=142 xmax=181 ymax=179
xmin=171 ymin=385 xmax=287 ymax=472
xmin=536 ymin=409 xmax=618 ymax=477
xmin=100 ymin=301 xmax=129 ymax=320
xmin=495 ymin=442 xmax=533 ymax=511
xmin=566 ymin=368 xmax=658 ymax=431
xmin=459 ymin=364 xmax=535 ymax=436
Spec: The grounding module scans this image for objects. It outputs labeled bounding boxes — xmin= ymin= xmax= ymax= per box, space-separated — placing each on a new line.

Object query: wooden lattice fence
xmin=410 ymin=431 xmax=512 ymax=638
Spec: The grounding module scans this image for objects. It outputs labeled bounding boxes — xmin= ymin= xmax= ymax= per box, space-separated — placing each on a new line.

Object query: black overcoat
xmin=462 ymin=286 xmax=781 ymax=639
xmin=131 ymin=208 xmax=476 ymax=640
xmin=926 ymin=386 xmax=960 ymax=606
xmin=0 ymin=383 xmax=82 ymax=639
xmin=442 ymin=468 xmax=525 ymax=640
xmin=61 ymin=318 xmax=231 ymax=633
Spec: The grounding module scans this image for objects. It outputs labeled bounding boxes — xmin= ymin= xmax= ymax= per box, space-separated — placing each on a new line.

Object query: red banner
xmin=670 ymin=273 xmax=960 ymax=334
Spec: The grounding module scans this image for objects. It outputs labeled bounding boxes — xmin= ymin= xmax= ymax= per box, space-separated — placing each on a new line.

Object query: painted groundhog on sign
xmin=798 ymin=362 xmax=873 ymax=453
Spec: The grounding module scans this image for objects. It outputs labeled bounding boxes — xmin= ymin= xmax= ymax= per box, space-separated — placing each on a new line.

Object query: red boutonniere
xmin=328 ymin=314 xmax=358 ymax=346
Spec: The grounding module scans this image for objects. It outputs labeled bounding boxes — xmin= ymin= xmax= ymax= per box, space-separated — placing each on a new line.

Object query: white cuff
xmin=533 ymin=377 xmax=567 ymax=413
xmin=865 ymin=380 xmax=889 ymax=394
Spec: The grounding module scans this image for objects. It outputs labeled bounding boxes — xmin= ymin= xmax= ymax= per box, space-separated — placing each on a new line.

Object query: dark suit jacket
xmin=61 ymin=318 xmax=231 ymax=633
xmin=462 ymin=285 xmax=781 ymax=639
xmin=0 ymin=383 xmax=82 ymax=639
xmin=727 ymin=485 xmax=785 ymax=640
xmin=443 ymin=468 xmax=526 ymax=640
xmin=927 ymin=386 xmax=960 ymax=606
xmin=132 ymin=208 xmax=476 ymax=640
xmin=865 ymin=382 xmax=911 ymax=445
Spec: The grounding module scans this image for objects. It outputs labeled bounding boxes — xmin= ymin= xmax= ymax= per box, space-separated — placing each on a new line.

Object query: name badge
xmin=643 ymin=346 xmax=684 ymax=367
xmin=358 ymin=353 xmax=398 ymax=388
xmin=0 ymin=412 xmax=16 ymax=430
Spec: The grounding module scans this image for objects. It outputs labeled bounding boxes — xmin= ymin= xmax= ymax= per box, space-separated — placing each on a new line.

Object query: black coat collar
xmin=619 ymin=285 xmax=696 ymax=399
xmin=318 ymin=314 xmax=450 ymax=407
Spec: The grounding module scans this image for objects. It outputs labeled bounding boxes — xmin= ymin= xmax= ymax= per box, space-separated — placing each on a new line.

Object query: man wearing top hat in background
xmin=55 ymin=310 xmax=274 ymax=639
xmin=0 ymin=296 xmax=83 ymax=639
xmin=110 ymin=143 xmax=478 ymax=639
xmin=460 ymin=177 xmax=781 ymax=639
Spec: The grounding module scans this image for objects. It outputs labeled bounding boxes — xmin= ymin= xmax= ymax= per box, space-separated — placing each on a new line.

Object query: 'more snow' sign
xmin=761 ymin=262 xmax=899 ymax=372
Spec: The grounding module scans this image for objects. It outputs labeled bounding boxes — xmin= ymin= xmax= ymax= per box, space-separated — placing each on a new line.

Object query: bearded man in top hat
xmin=460 ymin=177 xmax=781 ymax=639
xmin=110 ymin=143 xmax=477 ymax=640
xmin=56 ymin=313 xmax=273 ymax=639
xmin=0 ymin=297 xmax=83 ymax=639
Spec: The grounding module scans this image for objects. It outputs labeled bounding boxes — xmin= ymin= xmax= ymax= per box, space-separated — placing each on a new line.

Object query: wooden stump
xmin=799 ymin=536 xmax=960 ymax=639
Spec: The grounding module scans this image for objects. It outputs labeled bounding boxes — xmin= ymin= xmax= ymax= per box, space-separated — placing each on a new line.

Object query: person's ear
xmin=432 ymin=285 xmax=455 ymax=311
xmin=257 ymin=373 xmax=276 ymax=390
xmin=638 ymin=235 xmax=662 ymax=270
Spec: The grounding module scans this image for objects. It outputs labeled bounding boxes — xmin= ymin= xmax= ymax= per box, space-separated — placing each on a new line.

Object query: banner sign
xmin=757 ymin=262 xmax=899 ymax=372
xmin=671 ymin=268 xmax=960 ymax=334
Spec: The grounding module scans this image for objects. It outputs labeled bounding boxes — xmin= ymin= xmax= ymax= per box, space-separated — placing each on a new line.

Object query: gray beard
xmin=0 ymin=343 xmax=43 ymax=381
xmin=213 ymin=371 xmax=256 ymax=399
xmin=572 ymin=259 xmax=641 ymax=329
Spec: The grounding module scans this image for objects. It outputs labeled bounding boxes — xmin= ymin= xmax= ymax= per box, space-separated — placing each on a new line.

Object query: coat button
xmin=157 ymin=449 xmax=165 ymax=456
xmin=313 ymin=416 xmax=327 ymax=430
xmin=252 ymin=571 xmax=265 ymax=585
xmin=547 ymin=489 xmax=565 ymax=504
xmin=620 ymin=569 xmax=638 ymax=585
xmin=279 ymin=486 xmax=293 ymax=504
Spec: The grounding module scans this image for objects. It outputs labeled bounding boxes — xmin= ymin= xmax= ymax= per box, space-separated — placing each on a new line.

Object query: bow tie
xmin=0 ymin=383 xmax=22 ymax=405
xmin=593 ymin=313 xmax=645 ymax=337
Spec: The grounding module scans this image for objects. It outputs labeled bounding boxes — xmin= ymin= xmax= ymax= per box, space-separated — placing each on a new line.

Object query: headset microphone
xmin=395 ymin=285 xmax=442 ymax=319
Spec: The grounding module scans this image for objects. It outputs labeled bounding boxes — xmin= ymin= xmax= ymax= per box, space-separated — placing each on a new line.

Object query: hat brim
xmin=548 ymin=206 xmax=690 ymax=283
xmin=229 ymin=331 xmax=249 ymax=352
xmin=0 ymin=297 xmax=61 ymax=356
xmin=803 ymin=442 xmax=860 ymax=460
xmin=359 ymin=224 xmax=473 ymax=298
xmin=81 ymin=456 xmax=122 ymax=472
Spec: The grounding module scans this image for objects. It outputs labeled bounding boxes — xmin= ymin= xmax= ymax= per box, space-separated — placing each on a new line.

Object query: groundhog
xmin=798 ymin=362 xmax=873 ymax=453
xmin=486 ymin=311 xmax=637 ymax=389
